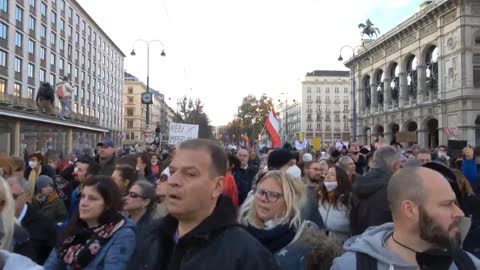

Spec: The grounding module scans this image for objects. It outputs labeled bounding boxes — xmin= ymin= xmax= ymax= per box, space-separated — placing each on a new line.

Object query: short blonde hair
xmin=240 ymin=170 xmax=305 ymax=229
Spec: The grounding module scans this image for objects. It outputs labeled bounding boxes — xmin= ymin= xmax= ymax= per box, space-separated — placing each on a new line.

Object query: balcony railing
xmin=0 ymin=92 xmax=100 ymax=125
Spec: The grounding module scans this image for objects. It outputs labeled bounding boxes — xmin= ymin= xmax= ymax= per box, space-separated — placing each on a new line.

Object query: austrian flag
xmin=265 ymin=108 xmax=282 ymax=148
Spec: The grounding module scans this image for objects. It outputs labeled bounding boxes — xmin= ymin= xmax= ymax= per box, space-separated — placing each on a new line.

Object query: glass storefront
xmin=72 ymin=130 xmax=98 ymax=156
xmin=20 ymin=121 xmax=69 ymax=156
xmin=0 ymin=118 xmax=15 ymax=155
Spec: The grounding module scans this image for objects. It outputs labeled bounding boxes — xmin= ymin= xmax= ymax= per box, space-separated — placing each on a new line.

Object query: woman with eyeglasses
xmin=123 ymin=180 xmax=156 ymax=228
xmin=44 ymin=176 xmax=135 ymax=270
xmin=240 ymin=170 xmax=339 ymax=270
xmin=317 ymin=166 xmax=352 ymax=244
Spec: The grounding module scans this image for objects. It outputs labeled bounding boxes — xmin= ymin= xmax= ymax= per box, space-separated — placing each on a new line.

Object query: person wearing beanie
xmin=32 ymin=175 xmax=67 ymax=225
xmin=24 ymin=152 xmax=55 ymax=197
xmin=267 ymin=148 xmax=293 ymax=171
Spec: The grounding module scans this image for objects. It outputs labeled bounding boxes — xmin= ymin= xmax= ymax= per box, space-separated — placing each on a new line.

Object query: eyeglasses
xmin=254 ymin=188 xmax=284 ymax=203
xmin=12 ymin=192 xmax=25 ymax=200
xmin=126 ymin=191 xmax=145 ymax=199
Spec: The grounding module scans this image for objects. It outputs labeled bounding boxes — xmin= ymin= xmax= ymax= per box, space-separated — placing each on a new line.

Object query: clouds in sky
xmin=79 ymin=0 xmax=423 ymax=125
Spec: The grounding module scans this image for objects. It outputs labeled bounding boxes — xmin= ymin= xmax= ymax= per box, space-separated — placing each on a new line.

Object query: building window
xmin=363 ymin=75 xmax=371 ymax=108
xmin=0 ymin=23 xmax=6 ymax=39
xmin=60 ymin=0 xmax=64 ymax=11
xmin=59 ymin=19 xmax=64 ymax=31
xmin=344 ymin=104 xmax=348 ymax=111
xmin=59 ymin=38 xmax=64 ymax=50
xmin=28 ymin=16 xmax=35 ymax=31
xmin=127 ymin=87 xmax=133 ymax=94
xmin=74 ymin=67 xmax=78 ymax=78
xmin=14 ymin=57 xmax=21 ymax=73
xmin=127 ymin=120 xmax=133 ymax=129
xmin=51 ymin=11 xmax=56 ymax=24
xmin=59 ymin=57 xmax=63 ymax=69
xmin=406 ymin=55 xmax=418 ymax=97
xmin=344 ymin=88 xmax=348 ymax=94
xmin=39 ymin=46 xmax=45 ymax=60
xmin=27 ymin=87 xmax=34 ymax=99
xmin=335 ymin=87 xmax=339 ymax=94
xmin=80 ymin=105 xmax=84 ymax=115
xmin=40 ymin=2 xmax=47 ymax=17
xmin=50 ymin=32 xmax=56 ymax=46
xmin=15 ymin=6 xmax=23 ymax=23
xmin=67 ymin=7 xmax=72 ymax=19
xmin=28 ymin=63 xmax=34 ymax=77
xmin=126 ymin=108 xmax=133 ymax=116
xmin=0 ymin=50 xmax=6 ymax=67
xmin=66 ymin=63 xmax=71 ymax=75
xmin=13 ymin=83 xmax=21 ymax=97
xmin=0 ymin=78 xmax=5 ymax=94
xmin=425 ymin=46 xmax=439 ymax=94
xmin=67 ymin=26 xmax=72 ymax=37
xmin=474 ymin=54 xmax=480 ymax=88
xmin=39 ymin=68 xmax=45 ymax=82
xmin=326 ymin=87 xmax=330 ymax=94
xmin=127 ymin=97 xmax=133 ymax=103
xmin=40 ymin=24 xmax=46 ymax=39
xmin=0 ymin=0 xmax=7 ymax=13
xmin=28 ymin=39 xmax=35 ymax=54
xmin=29 ymin=0 xmax=35 ymax=8
xmin=50 ymin=52 xmax=55 ymax=65
xmin=73 ymin=103 xmax=77 ymax=113
xmin=15 ymin=32 xmax=22 ymax=47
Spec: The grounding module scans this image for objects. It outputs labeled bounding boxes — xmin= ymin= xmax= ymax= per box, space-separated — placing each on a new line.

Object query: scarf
xmin=244 ymin=223 xmax=296 ymax=253
xmin=34 ymin=191 xmax=59 ymax=206
xmin=28 ymin=166 xmax=42 ymax=197
xmin=58 ymin=215 xmax=125 ymax=269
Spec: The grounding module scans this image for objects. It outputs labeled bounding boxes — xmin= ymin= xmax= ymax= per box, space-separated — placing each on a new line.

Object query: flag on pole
xmin=266 ymin=108 xmax=282 ymax=148
xmin=242 ymin=133 xmax=250 ymax=150
xmin=441 ymin=127 xmax=456 ymax=138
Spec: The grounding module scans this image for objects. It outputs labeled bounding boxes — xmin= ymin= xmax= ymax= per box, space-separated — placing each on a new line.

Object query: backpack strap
xmin=453 ymin=248 xmax=476 ymax=270
xmin=356 ymin=252 xmax=377 ymax=270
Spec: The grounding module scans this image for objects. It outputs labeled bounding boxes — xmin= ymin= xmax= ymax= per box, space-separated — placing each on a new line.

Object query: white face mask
xmin=29 ymin=161 xmax=37 ymax=169
xmin=151 ymin=160 xmax=158 ymax=165
xmin=324 ymin=181 xmax=338 ymax=192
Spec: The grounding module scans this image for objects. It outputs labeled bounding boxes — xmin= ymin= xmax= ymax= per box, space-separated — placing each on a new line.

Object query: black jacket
xmin=96 ymin=155 xmax=116 ymax=176
xmin=35 ymin=83 xmax=55 ymax=103
xmin=128 ymin=195 xmax=280 ymax=270
xmin=13 ymin=223 xmax=36 ymax=262
xmin=233 ymin=166 xmax=258 ymax=204
xmin=350 ymin=167 xmax=393 ymax=236
xmin=21 ymin=204 xmax=57 ymax=265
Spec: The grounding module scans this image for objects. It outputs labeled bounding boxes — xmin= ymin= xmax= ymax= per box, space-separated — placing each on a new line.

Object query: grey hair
xmin=373 ymin=145 xmax=401 ymax=171
xmin=6 ymin=176 xmax=29 ymax=194
xmin=337 ymin=156 xmax=353 ymax=170
xmin=387 ymin=167 xmax=425 ymax=219
xmin=132 ymin=180 xmax=156 ymax=214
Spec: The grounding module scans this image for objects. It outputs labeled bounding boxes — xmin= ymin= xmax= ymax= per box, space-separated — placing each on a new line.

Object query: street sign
xmin=144 ymin=127 xmax=154 ymax=144
xmin=168 ymin=123 xmax=199 ymax=145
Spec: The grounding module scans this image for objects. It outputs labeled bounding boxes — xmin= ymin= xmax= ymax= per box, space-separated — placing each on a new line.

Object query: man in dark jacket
xmin=129 ymin=139 xmax=280 ymax=270
xmin=350 ymin=145 xmax=402 ymax=236
xmin=8 ymin=175 xmax=56 ymax=265
xmin=95 ymin=139 xmax=116 ymax=176
xmin=233 ymin=148 xmax=259 ymax=204
xmin=36 ymin=82 xmax=55 ymax=114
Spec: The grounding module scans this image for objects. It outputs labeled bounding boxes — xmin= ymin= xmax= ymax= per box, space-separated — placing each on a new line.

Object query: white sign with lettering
xmin=168 ymin=123 xmax=199 ymax=145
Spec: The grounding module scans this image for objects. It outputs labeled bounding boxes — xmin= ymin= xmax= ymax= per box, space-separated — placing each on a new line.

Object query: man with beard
xmin=303 ymin=161 xmax=324 ymax=185
xmin=349 ymin=142 xmax=366 ymax=175
xmin=332 ymin=166 xmax=480 ymax=270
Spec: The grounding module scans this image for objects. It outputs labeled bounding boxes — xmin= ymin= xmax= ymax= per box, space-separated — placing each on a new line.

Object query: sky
xmin=79 ymin=0 xmax=425 ymax=126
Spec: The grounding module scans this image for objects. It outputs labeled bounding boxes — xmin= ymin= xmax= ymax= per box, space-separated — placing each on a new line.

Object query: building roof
xmin=72 ymin=0 xmax=126 ymax=57
xmin=306 ymin=70 xmax=350 ymax=77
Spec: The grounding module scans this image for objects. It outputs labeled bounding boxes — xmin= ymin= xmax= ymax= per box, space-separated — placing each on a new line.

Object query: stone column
xmin=417 ymin=129 xmax=428 ymax=147
xmin=371 ymin=83 xmax=377 ymax=114
xmin=358 ymin=88 xmax=364 ymax=117
xmin=399 ymin=72 xmax=408 ymax=108
xmin=384 ymin=78 xmax=392 ymax=111
xmin=14 ymin=120 xmax=20 ymax=156
xmin=417 ymin=65 xmax=426 ymax=104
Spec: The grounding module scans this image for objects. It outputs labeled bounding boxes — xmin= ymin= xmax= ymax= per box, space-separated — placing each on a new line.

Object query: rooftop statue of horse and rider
xmin=358 ymin=19 xmax=381 ymax=39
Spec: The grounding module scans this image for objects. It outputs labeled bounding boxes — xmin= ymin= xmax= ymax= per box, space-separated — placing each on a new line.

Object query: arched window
xmin=406 ymin=55 xmax=417 ymax=97
xmin=376 ymin=70 xmax=384 ymax=105
xmin=390 ymin=63 xmax=400 ymax=103
xmin=364 ymin=75 xmax=371 ymax=108
xmin=426 ymin=46 xmax=439 ymax=94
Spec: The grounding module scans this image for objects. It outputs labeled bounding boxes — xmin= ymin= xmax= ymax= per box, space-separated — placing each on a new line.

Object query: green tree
xmin=176 ymin=96 xmax=214 ymax=139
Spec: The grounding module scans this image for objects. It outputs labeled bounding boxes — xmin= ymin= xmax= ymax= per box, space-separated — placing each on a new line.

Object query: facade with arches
xmin=345 ymin=0 xmax=480 ymax=148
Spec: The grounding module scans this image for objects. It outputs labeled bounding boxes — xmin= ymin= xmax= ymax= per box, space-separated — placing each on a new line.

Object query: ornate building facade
xmin=345 ymin=0 xmax=480 ymax=147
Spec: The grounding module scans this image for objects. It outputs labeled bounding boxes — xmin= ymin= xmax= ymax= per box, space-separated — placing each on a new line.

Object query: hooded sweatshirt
xmin=331 ymin=223 xmax=480 ymax=270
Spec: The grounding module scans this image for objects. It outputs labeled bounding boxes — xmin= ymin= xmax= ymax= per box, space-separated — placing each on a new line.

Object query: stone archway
xmin=364 ymin=127 xmax=371 ymax=146
xmin=389 ymin=123 xmax=400 ymax=144
xmin=404 ymin=120 xmax=418 ymax=146
xmin=424 ymin=118 xmax=439 ymax=149
xmin=374 ymin=125 xmax=385 ymax=142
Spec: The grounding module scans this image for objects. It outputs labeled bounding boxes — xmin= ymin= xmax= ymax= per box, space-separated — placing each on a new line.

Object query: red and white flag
xmin=265 ymin=108 xmax=282 ymax=148
xmin=441 ymin=127 xmax=455 ymax=138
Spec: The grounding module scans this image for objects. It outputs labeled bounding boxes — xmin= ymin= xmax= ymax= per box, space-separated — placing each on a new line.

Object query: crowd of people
xmin=0 ymin=138 xmax=479 ymax=269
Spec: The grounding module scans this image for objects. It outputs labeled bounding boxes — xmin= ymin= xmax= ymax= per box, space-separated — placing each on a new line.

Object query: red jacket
xmin=224 ymin=173 xmax=239 ymax=207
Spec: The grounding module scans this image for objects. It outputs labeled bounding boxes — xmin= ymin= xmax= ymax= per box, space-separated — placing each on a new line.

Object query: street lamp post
xmin=338 ymin=45 xmax=364 ymax=141
xmin=130 ymin=39 xmax=166 ymax=128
